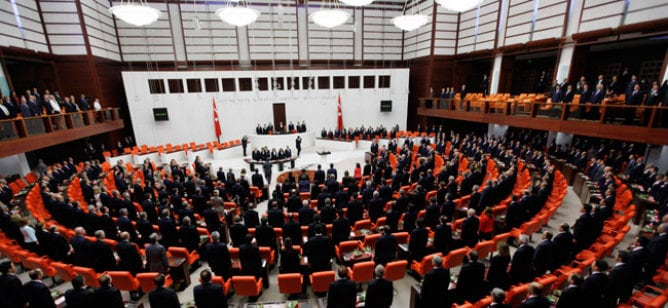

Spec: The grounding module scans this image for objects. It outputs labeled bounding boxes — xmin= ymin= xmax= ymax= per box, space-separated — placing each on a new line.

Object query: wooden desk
xmin=243 ymin=300 xmax=312 ymax=308
xmin=342 ymin=251 xmax=372 ymax=266
xmin=410 ymin=284 xmax=422 ymax=308
xmin=168 ymin=257 xmax=190 ymax=290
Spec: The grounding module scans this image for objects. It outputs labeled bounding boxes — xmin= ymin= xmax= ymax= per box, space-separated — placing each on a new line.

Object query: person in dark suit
xmin=194 ymin=269 xmax=227 ymax=308
xmin=267 ymin=202 xmax=285 ymax=228
xmin=409 ymin=218 xmax=429 ymax=263
xmin=298 ymin=200 xmax=315 ymax=226
xmin=420 ymin=255 xmax=452 ymax=307
xmin=283 ymin=213 xmax=302 ymax=246
xmin=303 ymin=225 xmax=335 ymax=272
xmin=510 ymin=234 xmax=535 ymax=284
xmin=520 ymin=282 xmax=550 ymax=308
xmin=70 ymin=226 xmax=93 ymax=267
xmin=255 ymin=217 xmax=278 ymax=249
xmin=243 ymin=204 xmax=260 ymax=229
xmin=239 ymin=234 xmax=262 ymax=278
xmin=145 ymin=233 xmax=169 ymax=273
xmin=365 ymin=264 xmax=394 ymax=308
xmin=629 ymin=235 xmax=650 ymax=285
xmin=327 ymin=265 xmax=357 ymax=308
xmin=374 ymin=227 xmax=398 ymax=266
xmin=624 ymin=83 xmax=643 ymax=124
xmin=149 ymin=274 xmax=180 ymax=308
xmin=489 ymin=288 xmax=511 ymax=308
xmin=91 ymin=274 xmax=123 ymax=308
xmin=533 ymin=231 xmax=554 ymax=276
xmin=646 ymin=223 xmax=668 ymax=284
xmin=432 ymin=215 xmax=453 ymax=255
xmin=573 ymin=204 xmax=594 ymax=251
xmin=556 ymin=273 xmax=584 ymax=308
xmin=157 ymin=209 xmax=178 ymax=248
xmin=487 ymin=242 xmax=511 ymax=291
xmin=279 ymin=237 xmax=301 ymax=274
xmin=116 ymin=232 xmax=143 ymax=275
xmin=178 ymin=216 xmax=200 ymax=252
xmin=456 ymin=250 xmax=486 ymax=304
xmin=314 ymin=165 xmax=326 ymax=185
xmin=286 ymin=190 xmax=302 ymax=213
xmin=92 ymin=230 xmax=117 ymax=272
xmin=229 ymin=215 xmax=249 ymax=247
xmin=65 ymin=275 xmax=91 ymax=308
xmin=331 ymin=209 xmax=351 ymax=245
xmin=607 ymin=250 xmax=634 ymax=306
xmin=581 ymin=260 xmax=609 ymax=306
xmin=460 ymin=209 xmax=480 ymax=248
xmin=23 ymin=269 xmax=55 ymax=308
xmin=204 ymin=231 xmax=232 ymax=279
xmin=0 ymin=261 xmax=26 ymax=308
xmin=551 ymin=223 xmax=574 ymax=270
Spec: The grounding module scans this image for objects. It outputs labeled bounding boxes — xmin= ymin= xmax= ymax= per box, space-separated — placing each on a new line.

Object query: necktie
xmin=0 ymin=104 xmax=8 ymax=116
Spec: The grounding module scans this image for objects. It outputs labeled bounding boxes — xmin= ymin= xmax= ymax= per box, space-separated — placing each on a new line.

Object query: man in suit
xmin=573 ymin=204 xmax=594 ymax=251
xmin=556 ymin=273 xmax=584 ymax=308
xmin=204 ymin=231 xmax=232 ymax=279
xmin=267 ymin=202 xmax=285 ymax=228
xmin=70 ymin=226 xmax=93 ymax=267
xmin=92 ymin=230 xmax=116 ymax=272
xmin=629 ymin=235 xmax=650 ymax=285
xmin=551 ymin=223 xmax=573 ymax=271
xmin=490 ymin=288 xmax=511 ymax=308
xmin=239 ymin=234 xmax=262 ymax=278
xmin=303 ymin=225 xmax=335 ymax=272
xmin=23 ymin=269 xmax=55 ymax=308
xmin=282 ymin=213 xmax=302 ymax=246
xmin=461 ymin=208 xmax=480 ymax=248
xmin=327 ymin=163 xmax=338 ymax=181
xmin=456 ymin=250 xmax=486 ymax=304
xmin=194 ymin=269 xmax=227 ymax=308
xmin=510 ymin=234 xmax=535 ymax=284
xmin=625 ymin=83 xmax=643 ymax=124
xmin=178 ymin=216 xmax=200 ymax=252
xmin=145 ymin=233 xmax=169 ymax=273
xmin=91 ymin=274 xmax=123 ymax=308
xmin=149 ymin=274 xmax=180 ymax=308
xmin=420 ymin=255 xmax=452 ymax=307
xmin=409 ymin=219 xmax=429 ymax=263
xmin=229 ymin=215 xmax=249 ymax=247
xmin=327 ymin=266 xmax=357 ymax=308
xmin=331 ymin=209 xmax=351 ymax=245
xmin=256 ymin=217 xmax=278 ymax=250
xmin=64 ymin=275 xmax=91 ymax=308
xmin=433 ymin=215 xmax=453 ymax=255
xmin=299 ymin=200 xmax=315 ymax=226
xmin=581 ymin=260 xmax=609 ymax=306
xmin=157 ymin=209 xmax=178 ymax=248
xmin=646 ymin=223 xmax=668 ymax=284
xmin=588 ymin=84 xmax=605 ymax=120
xmin=533 ymin=231 xmax=554 ymax=276
xmin=314 ymin=164 xmax=326 ymax=185
xmin=117 ymin=232 xmax=143 ymax=275
xmin=243 ymin=203 xmax=260 ymax=228
xmin=520 ymin=282 xmax=550 ymax=308
xmin=365 ymin=264 xmax=394 ymax=308
xmin=0 ymin=261 xmax=26 ymax=308
xmin=374 ymin=227 xmax=398 ymax=266
xmin=607 ymin=250 xmax=634 ymax=306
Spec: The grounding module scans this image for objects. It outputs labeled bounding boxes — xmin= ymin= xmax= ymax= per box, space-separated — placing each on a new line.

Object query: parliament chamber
xmin=0 ymin=0 xmax=668 ymax=308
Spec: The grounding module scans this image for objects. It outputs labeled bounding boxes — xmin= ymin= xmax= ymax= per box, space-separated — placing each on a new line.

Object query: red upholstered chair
xmin=394 ymin=232 xmax=410 ymax=244
xmin=384 ymin=260 xmax=408 ymax=281
xmin=475 ymin=295 xmax=492 ymax=308
xmin=107 ymin=271 xmax=140 ymax=291
xmin=472 ymin=240 xmax=496 ymax=260
xmin=23 ymin=257 xmax=57 ymax=278
xmin=362 ymin=233 xmax=381 ymax=250
xmin=443 ymin=248 xmax=469 ymax=269
xmin=136 ymin=273 xmax=173 ymax=293
xmin=411 ymin=253 xmax=441 ymax=278
xmin=353 ymin=219 xmax=372 ymax=231
xmin=551 ymin=267 xmax=581 ymax=292
xmin=167 ymin=246 xmax=200 ymax=266
xmin=210 ymin=276 xmax=232 ymax=295
xmin=231 ymin=276 xmax=263 ymax=297
xmin=534 ymin=274 xmax=558 ymax=296
xmin=73 ymin=266 xmax=103 ymax=287
xmin=372 ymin=217 xmax=387 ymax=231
xmin=505 ymin=283 xmax=529 ymax=307
xmin=259 ymin=246 xmax=276 ymax=267
xmin=347 ymin=261 xmax=375 ymax=284
xmin=452 ymin=302 xmax=474 ymax=308
xmin=52 ymin=262 xmax=77 ymax=281
xmin=626 ymin=285 xmax=668 ymax=307
xmin=310 ymin=271 xmax=336 ymax=294
xmin=277 ymin=273 xmax=303 ymax=296
xmin=335 ymin=240 xmax=363 ymax=262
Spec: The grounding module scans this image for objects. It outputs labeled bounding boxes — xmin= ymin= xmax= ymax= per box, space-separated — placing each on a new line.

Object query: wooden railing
xmin=417 ymin=97 xmax=668 ymax=144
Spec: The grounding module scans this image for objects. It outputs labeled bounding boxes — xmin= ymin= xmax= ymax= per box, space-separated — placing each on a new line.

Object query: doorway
xmin=273 ymin=103 xmax=286 ymax=133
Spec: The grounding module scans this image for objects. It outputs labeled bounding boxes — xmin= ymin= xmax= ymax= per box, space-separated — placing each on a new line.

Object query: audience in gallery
xmin=2 ymin=124 xmax=668 ymax=307
xmin=320 ymin=124 xmax=399 ymax=140
xmin=256 ymin=120 xmax=306 ymax=135
xmin=0 ymin=88 xmax=103 ymax=119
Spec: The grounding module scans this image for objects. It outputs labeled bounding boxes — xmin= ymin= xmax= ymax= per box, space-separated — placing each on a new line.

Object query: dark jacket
xmin=365 ymin=277 xmax=393 ymax=308
xmin=149 ymin=286 xmax=180 ymax=308
xmin=327 ymin=278 xmax=357 ymax=308
xmin=194 ymin=281 xmax=227 ymax=308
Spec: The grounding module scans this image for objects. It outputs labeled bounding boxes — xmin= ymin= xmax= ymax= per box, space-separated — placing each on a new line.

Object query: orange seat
xmin=627 ymin=285 xmax=668 ymax=307
xmin=137 ymin=273 xmax=173 ymax=293
xmin=472 ymin=240 xmax=496 ymax=260
xmin=347 ymin=261 xmax=375 ymax=284
xmin=259 ymin=246 xmax=276 ymax=267
xmin=73 ymin=266 xmax=102 ymax=287
xmin=394 ymin=232 xmax=409 ymax=244
xmin=107 ymin=271 xmax=140 ymax=291
xmin=443 ymin=247 xmax=469 ymax=269
xmin=384 ymin=260 xmax=408 ymax=281
xmin=534 ymin=274 xmax=558 ymax=295
xmin=362 ymin=233 xmax=381 ymax=250
xmin=23 ymin=256 xmax=57 ymax=277
xmin=411 ymin=253 xmax=441 ymax=277
xmin=167 ymin=246 xmax=199 ymax=266
xmin=353 ymin=219 xmax=372 ymax=231
xmin=211 ymin=276 xmax=232 ymax=295
xmin=335 ymin=240 xmax=363 ymax=262
xmin=310 ymin=271 xmax=336 ymax=294
xmin=277 ymin=273 xmax=303 ymax=295
xmin=52 ymin=262 xmax=77 ymax=281
xmin=232 ymin=276 xmax=263 ymax=297
xmin=505 ymin=283 xmax=529 ymax=307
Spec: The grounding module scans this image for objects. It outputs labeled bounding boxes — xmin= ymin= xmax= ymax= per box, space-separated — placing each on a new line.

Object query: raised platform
xmin=248 ymin=131 xmax=315 ymax=151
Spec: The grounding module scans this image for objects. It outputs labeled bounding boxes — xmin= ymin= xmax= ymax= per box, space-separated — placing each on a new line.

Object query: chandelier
xmin=339 ymin=0 xmax=375 ymax=6
xmin=311 ymin=0 xmax=350 ymax=28
xmin=215 ymin=0 xmax=260 ymax=27
xmin=109 ymin=0 xmax=161 ymax=27
xmin=435 ymin=0 xmax=483 ymax=12
xmin=392 ymin=0 xmax=428 ymax=31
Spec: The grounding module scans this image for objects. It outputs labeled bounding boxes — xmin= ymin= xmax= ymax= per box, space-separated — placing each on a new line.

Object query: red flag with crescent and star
xmin=213 ymin=97 xmax=222 ymax=142
xmin=337 ymin=94 xmax=343 ymax=131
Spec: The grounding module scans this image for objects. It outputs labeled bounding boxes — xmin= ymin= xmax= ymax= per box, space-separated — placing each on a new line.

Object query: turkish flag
xmin=213 ymin=97 xmax=222 ymax=141
xmin=337 ymin=94 xmax=343 ymax=131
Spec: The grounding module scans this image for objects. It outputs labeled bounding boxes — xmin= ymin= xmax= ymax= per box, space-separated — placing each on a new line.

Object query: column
xmin=490 ymin=53 xmax=503 ymax=94
xmin=556 ymin=43 xmax=575 ymax=83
